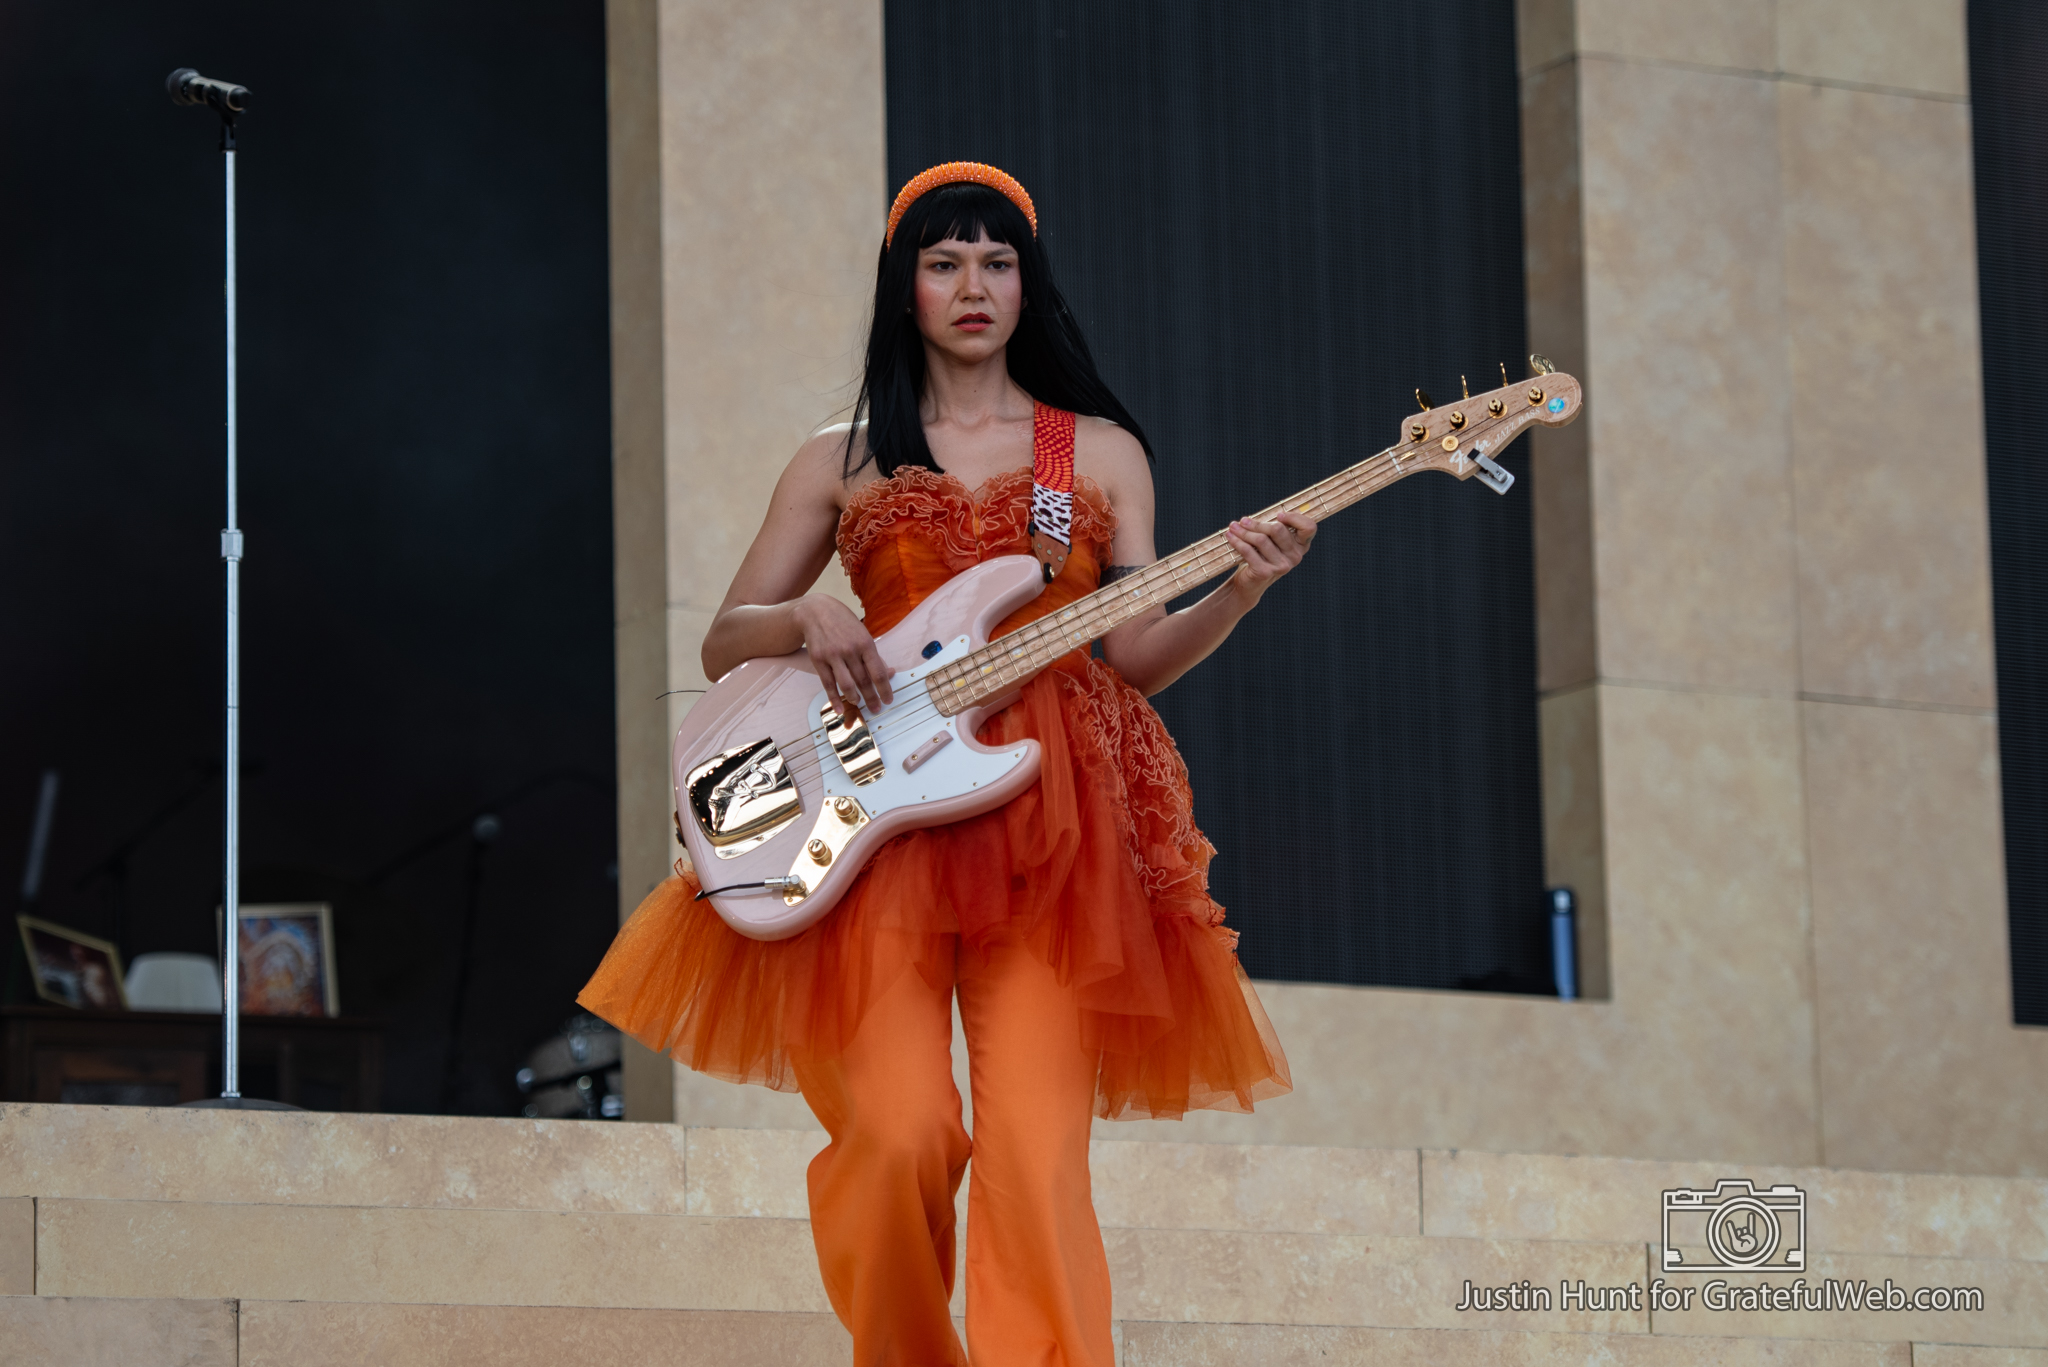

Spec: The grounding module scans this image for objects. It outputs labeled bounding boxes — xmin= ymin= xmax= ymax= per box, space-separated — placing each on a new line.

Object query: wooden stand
xmin=1 ymin=1006 xmax=383 ymax=1111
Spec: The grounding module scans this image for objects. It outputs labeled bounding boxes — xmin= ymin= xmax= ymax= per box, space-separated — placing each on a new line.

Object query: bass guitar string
xmin=755 ymin=530 xmax=1240 ymax=793
xmin=894 ymin=440 xmax=1420 ymax=721
xmin=933 ymin=436 xmax=1431 ymax=686
xmin=768 ymin=445 xmax=1407 ymax=778
xmin=752 ymin=431 xmax=1450 ymax=791
xmin=750 ymin=441 xmax=1425 ymax=791
xmin=691 ymin=392 xmax=1553 ymax=872
xmin=739 ymin=396 xmax=1531 ymax=793
xmin=772 ymin=505 xmax=1256 ymax=771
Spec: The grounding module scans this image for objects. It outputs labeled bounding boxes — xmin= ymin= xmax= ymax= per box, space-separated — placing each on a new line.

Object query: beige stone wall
xmin=604 ymin=0 xmax=881 ymax=1123
xmin=606 ymin=0 xmax=2048 ymax=1173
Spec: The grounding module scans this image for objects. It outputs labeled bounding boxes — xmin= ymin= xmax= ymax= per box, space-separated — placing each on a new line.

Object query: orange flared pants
xmin=793 ymin=932 xmax=1114 ymax=1367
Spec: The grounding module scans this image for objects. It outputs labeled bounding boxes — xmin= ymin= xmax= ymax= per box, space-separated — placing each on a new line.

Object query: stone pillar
xmin=1513 ymin=0 xmax=2040 ymax=1173
xmin=605 ymin=0 xmax=673 ymax=1123
xmin=1763 ymin=6 xmax=2042 ymax=1174
xmin=1522 ymin=0 xmax=1826 ymax=1149
xmin=604 ymin=0 xmax=882 ymax=1124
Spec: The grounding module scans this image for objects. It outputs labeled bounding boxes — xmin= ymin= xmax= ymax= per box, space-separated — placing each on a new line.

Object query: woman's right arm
xmin=699 ymin=431 xmax=895 ymax=719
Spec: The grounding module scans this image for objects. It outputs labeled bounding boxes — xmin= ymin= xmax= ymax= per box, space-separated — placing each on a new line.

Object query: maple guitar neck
xmin=927 ymin=365 xmax=1583 ymax=716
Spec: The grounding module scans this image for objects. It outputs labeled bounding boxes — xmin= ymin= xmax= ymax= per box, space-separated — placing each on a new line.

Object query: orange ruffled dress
xmin=578 ymin=463 xmax=1291 ymax=1120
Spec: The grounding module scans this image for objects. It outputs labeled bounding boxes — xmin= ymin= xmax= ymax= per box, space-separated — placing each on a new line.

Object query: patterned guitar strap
xmin=1028 ymin=403 xmax=1076 ymax=584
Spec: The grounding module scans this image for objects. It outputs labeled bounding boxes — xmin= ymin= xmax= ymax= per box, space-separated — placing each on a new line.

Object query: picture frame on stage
xmin=217 ymin=902 xmax=340 ymax=1017
xmin=16 ymin=915 xmax=128 ymax=1010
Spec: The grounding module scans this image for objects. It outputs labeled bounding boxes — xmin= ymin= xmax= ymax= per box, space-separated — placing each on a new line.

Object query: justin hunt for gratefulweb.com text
xmin=1456 ymin=1279 xmax=1987 ymax=1314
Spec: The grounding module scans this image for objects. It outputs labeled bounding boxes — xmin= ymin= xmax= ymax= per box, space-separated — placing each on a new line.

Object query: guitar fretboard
xmin=927 ymin=442 xmax=1423 ymax=715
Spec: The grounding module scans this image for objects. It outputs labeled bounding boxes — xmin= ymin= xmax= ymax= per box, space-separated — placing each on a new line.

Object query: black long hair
xmin=842 ymin=181 xmax=1154 ymax=480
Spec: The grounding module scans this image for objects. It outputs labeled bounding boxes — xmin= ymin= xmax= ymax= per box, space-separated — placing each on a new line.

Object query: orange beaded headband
xmin=885 ymin=161 xmax=1038 ymax=247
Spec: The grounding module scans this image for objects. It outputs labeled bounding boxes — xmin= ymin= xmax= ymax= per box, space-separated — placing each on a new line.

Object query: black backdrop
xmin=885 ymin=0 xmax=1553 ymax=991
xmin=0 ymin=2 xmax=618 ymax=1111
xmin=1969 ymin=0 xmax=2048 ymax=1026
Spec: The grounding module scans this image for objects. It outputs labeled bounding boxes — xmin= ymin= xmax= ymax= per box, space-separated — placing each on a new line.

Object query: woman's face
xmin=912 ymin=230 xmax=1023 ymax=365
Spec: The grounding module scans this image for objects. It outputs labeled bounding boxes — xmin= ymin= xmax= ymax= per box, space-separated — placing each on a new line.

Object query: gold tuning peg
xmin=1529 ymin=353 xmax=1556 ymax=376
xmin=1499 ymin=361 xmax=1509 ymax=388
xmin=1461 ymin=374 xmax=1470 ymax=399
xmin=1415 ymin=387 xmax=1433 ymax=411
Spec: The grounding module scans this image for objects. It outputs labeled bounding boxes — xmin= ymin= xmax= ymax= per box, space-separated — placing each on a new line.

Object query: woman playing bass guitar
xmin=580 ymin=162 xmax=1312 ymax=1367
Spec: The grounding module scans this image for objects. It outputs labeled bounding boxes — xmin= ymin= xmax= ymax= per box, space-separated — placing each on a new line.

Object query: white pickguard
xmin=806 ymin=635 xmax=1030 ymax=812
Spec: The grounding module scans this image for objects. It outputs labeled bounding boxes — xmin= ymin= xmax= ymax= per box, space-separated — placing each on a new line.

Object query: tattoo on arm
xmin=1100 ymin=564 xmax=1143 ymax=586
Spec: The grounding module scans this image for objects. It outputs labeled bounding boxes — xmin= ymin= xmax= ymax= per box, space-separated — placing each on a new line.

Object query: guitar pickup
xmin=902 ymin=731 xmax=953 ymax=773
xmin=821 ymin=702 xmax=886 ymax=785
xmin=686 ymin=738 xmax=803 ymax=858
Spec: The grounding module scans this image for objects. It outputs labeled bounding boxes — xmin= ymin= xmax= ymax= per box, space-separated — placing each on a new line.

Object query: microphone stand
xmin=219 ymin=108 xmax=249 ymax=1104
xmin=168 ymin=69 xmax=290 ymax=1110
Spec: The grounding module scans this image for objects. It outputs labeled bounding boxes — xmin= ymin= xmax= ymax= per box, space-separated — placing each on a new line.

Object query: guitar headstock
xmin=1392 ymin=357 xmax=1583 ymax=494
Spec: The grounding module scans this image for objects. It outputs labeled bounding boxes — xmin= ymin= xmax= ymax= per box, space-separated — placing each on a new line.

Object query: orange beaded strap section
xmin=886 ymin=161 xmax=1038 ymax=247
xmin=1029 ymin=404 xmax=1077 ymax=583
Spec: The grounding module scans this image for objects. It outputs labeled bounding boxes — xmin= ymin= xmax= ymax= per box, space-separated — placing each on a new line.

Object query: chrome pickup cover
xmin=820 ymin=703 xmax=886 ymax=786
xmin=686 ymin=738 xmax=803 ymax=858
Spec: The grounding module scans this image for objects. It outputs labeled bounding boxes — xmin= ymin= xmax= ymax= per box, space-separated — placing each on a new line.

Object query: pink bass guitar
xmin=675 ymin=362 xmax=1583 ymax=939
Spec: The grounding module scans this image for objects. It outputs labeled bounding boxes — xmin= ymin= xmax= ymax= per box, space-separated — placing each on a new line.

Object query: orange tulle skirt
xmin=581 ymin=463 xmax=1289 ymax=1121
xmin=579 ymin=656 xmax=1290 ymax=1121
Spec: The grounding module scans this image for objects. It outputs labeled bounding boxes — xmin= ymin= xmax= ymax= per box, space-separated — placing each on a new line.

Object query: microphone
xmin=166 ymin=68 xmax=249 ymax=115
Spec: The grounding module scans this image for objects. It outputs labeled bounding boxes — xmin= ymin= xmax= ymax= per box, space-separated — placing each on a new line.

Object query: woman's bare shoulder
xmin=788 ymin=422 xmax=884 ymax=511
xmin=1073 ymin=414 xmax=1151 ymax=511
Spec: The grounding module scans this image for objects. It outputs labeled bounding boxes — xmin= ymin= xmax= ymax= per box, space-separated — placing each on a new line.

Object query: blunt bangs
xmin=900 ymin=182 xmax=1032 ymax=253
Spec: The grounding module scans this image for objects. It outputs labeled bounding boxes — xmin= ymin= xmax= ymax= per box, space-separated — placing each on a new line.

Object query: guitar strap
xmin=1028 ymin=403 xmax=1076 ymax=583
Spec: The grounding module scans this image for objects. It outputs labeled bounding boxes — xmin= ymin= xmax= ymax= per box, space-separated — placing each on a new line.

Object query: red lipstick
xmin=953 ymin=312 xmax=993 ymax=331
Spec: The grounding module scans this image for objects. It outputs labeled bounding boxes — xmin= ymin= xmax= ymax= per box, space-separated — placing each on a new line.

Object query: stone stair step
xmin=12 ymin=1103 xmax=2048 ymax=1263
xmin=1106 ymin=1225 xmax=1644 ymax=1332
xmin=686 ymin=1126 xmax=1421 ymax=1235
xmin=0 ymin=1296 xmax=850 ymax=1367
xmin=239 ymin=1301 xmax=851 ymax=1367
xmin=46 ymin=1193 xmax=2042 ymax=1349
xmin=1652 ymin=1249 xmax=2047 ymax=1349
xmin=0 ymin=1102 xmax=690 ymax=1216
xmin=684 ymin=1127 xmax=2048 ymax=1264
xmin=1091 ymin=1138 xmax=1419 ymax=1235
xmin=1118 ymin=1321 xmax=1913 ymax=1365
xmin=35 ymin=1199 xmax=828 ymax=1314
xmin=1424 ymin=1148 xmax=2048 ymax=1263
xmin=1 ymin=1199 xmax=31 ymax=1295
xmin=1911 ymin=1347 xmax=2048 ymax=1367
xmin=15 ymin=1294 xmax=2039 ymax=1367
xmin=0 ymin=1295 xmax=238 ymax=1367
xmin=4 ymin=1105 xmax=1429 ymax=1238
xmin=36 ymin=1192 xmax=1661 ymax=1334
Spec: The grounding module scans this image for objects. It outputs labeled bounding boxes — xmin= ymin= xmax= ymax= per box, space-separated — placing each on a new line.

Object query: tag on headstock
xmin=1392 ymin=359 xmax=1581 ymax=493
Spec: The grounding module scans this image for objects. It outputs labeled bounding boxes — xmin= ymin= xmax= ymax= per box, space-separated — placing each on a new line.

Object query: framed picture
xmin=217 ymin=903 xmax=339 ymax=1017
xmin=17 ymin=915 xmax=128 ymax=1010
